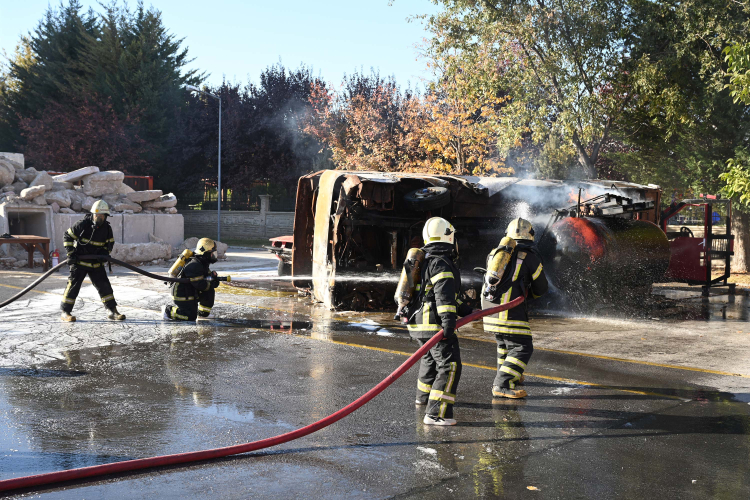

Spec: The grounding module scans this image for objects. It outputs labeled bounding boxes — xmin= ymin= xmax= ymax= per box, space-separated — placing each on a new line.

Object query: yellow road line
xmin=462 ymin=334 xmax=750 ymax=379
xmin=2 ymin=282 xmax=747 ymax=380
xmin=325 ymin=340 xmax=686 ymax=400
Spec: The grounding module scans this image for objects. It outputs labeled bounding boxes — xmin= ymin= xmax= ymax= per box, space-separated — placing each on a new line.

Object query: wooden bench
xmin=0 ymin=235 xmax=50 ymax=271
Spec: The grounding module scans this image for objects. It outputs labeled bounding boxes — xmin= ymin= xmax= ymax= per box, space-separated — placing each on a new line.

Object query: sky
xmin=0 ymin=0 xmax=442 ymax=89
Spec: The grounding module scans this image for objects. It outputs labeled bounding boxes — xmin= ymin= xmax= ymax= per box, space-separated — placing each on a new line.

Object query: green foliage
xmin=720 ymin=148 xmax=750 ymax=207
xmin=725 ymin=42 xmax=750 ymax=105
xmin=426 ymin=0 xmax=640 ymax=177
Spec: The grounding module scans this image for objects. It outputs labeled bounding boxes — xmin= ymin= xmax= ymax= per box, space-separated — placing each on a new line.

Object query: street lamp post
xmin=185 ymin=85 xmax=222 ymax=242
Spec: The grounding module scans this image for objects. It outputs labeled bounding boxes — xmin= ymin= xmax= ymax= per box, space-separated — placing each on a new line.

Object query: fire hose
xmin=0 ymin=296 xmax=524 ymax=493
xmin=0 ymin=255 xmax=230 ymax=309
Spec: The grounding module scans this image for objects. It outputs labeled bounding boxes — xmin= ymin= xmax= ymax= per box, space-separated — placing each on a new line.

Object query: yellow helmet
xmin=422 ymin=217 xmax=455 ymax=245
xmin=506 ymin=218 xmax=535 ymax=241
xmin=194 ymin=237 xmax=217 ymax=256
xmin=90 ymin=200 xmax=110 ymax=215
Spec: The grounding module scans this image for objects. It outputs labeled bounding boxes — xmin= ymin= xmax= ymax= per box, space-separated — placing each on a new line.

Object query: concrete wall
xmin=181 ymin=196 xmax=294 ymax=241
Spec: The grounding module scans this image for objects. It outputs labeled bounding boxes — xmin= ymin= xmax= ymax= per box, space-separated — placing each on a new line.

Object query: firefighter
xmin=408 ymin=217 xmax=472 ymax=426
xmin=162 ymin=238 xmax=219 ymax=322
xmin=60 ymin=200 xmax=125 ymax=322
xmin=482 ymin=218 xmax=548 ymax=398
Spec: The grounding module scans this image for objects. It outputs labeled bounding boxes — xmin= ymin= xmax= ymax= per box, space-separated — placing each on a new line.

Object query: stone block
xmin=33 ymin=195 xmax=47 ymax=205
xmin=45 ymin=190 xmax=71 ymax=208
xmin=122 ymin=214 xmax=155 ymax=243
xmin=52 ymin=166 xmax=99 ymax=183
xmin=82 ymin=196 xmax=97 ymax=211
xmin=118 ymin=183 xmax=135 ymax=194
xmin=126 ymin=190 xmax=162 ymax=203
xmin=10 ymin=181 xmax=27 ymax=194
xmin=59 ymin=207 xmax=75 ymax=214
xmin=2 ymin=186 xmax=13 ymax=193
xmin=154 ymin=214 xmax=184 ymax=247
xmin=16 ymin=167 xmax=38 ymax=184
xmin=51 ymin=181 xmax=73 ymax=191
xmin=0 ymin=153 xmax=24 ymax=169
xmin=0 ymin=160 xmax=14 ymax=187
xmin=29 ymin=171 xmax=54 ymax=190
xmin=142 ymin=192 xmax=177 ymax=209
xmin=51 ymin=202 xmax=60 ymax=213
xmin=108 ymin=214 xmax=123 ymax=243
xmin=110 ymin=242 xmax=172 ymax=263
xmin=81 ymin=170 xmax=124 ymax=197
xmin=68 ymin=189 xmax=86 ymax=212
xmin=19 ymin=185 xmax=46 ymax=201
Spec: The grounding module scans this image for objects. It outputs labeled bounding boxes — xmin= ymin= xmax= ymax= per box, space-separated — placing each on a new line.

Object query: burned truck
xmin=291 ymin=170 xmax=671 ymax=310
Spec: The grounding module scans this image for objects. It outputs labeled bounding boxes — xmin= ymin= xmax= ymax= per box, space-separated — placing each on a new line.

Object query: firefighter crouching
xmin=403 ymin=217 xmax=472 ymax=426
xmin=162 ymin=238 xmax=220 ymax=321
xmin=60 ymin=200 xmax=125 ymax=322
xmin=481 ymin=218 xmax=548 ymax=398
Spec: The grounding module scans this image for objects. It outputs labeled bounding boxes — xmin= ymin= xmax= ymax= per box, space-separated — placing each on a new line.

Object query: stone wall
xmin=181 ymin=195 xmax=294 ymax=240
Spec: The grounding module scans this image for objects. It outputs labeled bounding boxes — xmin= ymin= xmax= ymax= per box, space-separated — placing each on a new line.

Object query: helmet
xmin=506 ymin=218 xmax=535 ymax=241
xmin=194 ymin=237 xmax=218 ymax=263
xmin=422 ymin=217 xmax=455 ymax=245
xmin=90 ymin=200 xmax=110 ymax=215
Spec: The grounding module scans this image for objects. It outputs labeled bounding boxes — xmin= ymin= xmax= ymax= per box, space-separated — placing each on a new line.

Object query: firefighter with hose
xmin=481 ymin=218 xmax=548 ymax=399
xmin=162 ymin=238 xmax=220 ymax=322
xmin=60 ymin=200 xmax=126 ymax=322
xmin=395 ymin=217 xmax=472 ymax=426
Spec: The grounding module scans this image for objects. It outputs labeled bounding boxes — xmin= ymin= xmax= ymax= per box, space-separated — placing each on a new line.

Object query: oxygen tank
xmin=393 ymin=248 xmax=425 ymax=320
xmin=168 ymin=249 xmax=194 ymax=278
xmin=483 ymin=236 xmax=516 ymax=300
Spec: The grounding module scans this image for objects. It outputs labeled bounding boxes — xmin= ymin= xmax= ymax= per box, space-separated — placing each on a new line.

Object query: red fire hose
xmin=0 ymin=296 xmax=524 ymax=493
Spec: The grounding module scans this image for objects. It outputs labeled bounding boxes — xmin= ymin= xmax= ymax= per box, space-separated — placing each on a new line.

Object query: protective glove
xmin=210 ymin=278 xmax=220 ymax=289
xmin=442 ymin=324 xmax=456 ymax=339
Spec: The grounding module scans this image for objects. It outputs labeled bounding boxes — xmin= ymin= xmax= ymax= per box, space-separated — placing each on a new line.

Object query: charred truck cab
xmin=292 ymin=170 xmax=670 ymax=310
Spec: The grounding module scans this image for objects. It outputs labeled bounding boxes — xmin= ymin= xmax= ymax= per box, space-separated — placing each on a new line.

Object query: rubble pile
xmin=0 ymin=159 xmax=178 ymax=215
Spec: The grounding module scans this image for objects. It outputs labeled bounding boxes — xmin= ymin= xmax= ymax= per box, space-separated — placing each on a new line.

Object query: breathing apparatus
xmin=481 ymin=236 xmax=516 ymax=301
xmin=393 ymin=247 xmax=426 ymax=321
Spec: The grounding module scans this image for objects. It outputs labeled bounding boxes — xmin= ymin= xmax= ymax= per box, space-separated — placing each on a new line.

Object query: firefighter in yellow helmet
xmin=481 ymin=218 xmax=548 ymax=398
xmin=60 ymin=200 xmax=125 ymax=322
xmin=407 ymin=217 xmax=472 ymax=426
xmin=162 ymin=238 xmax=220 ymax=321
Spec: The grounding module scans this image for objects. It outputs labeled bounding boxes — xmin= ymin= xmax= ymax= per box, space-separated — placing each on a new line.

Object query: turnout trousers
xmin=415 ymin=336 xmax=462 ymax=419
xmin=166 ymin=289 xmax=215 ymax=321
xmin=60 ymin=264 xmax=116 ymax=313
xmin=494 ymin=334 xmax=533 ymax=389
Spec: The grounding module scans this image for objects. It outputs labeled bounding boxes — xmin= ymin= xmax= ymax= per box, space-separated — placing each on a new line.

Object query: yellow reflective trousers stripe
xmin=437 ymin=304 xmax=456 ymax=314
xmin=417 ymin=380 xmax=432 ymax=393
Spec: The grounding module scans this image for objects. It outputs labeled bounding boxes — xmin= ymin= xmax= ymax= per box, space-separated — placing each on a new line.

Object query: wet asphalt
xmin=0 ymin=266 xmax=749 ymax=499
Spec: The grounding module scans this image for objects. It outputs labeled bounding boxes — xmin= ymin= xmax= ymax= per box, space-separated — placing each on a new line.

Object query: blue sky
xmin=1 ymin=0 xmax=441 ymax=89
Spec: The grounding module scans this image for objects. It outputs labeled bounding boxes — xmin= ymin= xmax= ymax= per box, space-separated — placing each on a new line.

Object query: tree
xmin=304 ymin=71 xmax=426 ymax=172
xmin=425 ymin=0 xmax=642 ymax=178
xmin=19 ymin=94 xmax=147 ymax=172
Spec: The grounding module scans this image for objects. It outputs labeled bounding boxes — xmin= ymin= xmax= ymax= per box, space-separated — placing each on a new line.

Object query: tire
xmin=404 ymin=187 xmax=451 ymax=211
xmin=277 ymin=259 xmax=291 ymax=276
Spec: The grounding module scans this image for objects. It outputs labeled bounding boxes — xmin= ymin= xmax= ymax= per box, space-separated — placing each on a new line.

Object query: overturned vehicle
xmin=291 ymin=170 xmax=670 ymax=310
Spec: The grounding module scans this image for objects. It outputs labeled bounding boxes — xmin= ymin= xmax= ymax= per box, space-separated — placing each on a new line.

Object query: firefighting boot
xmin=106 ymin=307 xmax=126 ymax=321
xmin=161 ymin=305 xmax=171 ymax=320
xmin=60 ymin=312 xmax=76 ymax=322
xmin=423 ymin=414 xmax=457 ymax=426
xmin=492 ymin=386 xmax=527 ymax=399
xmin=517 ymin=375 xmax=525 ymax=385
xmin=196 ymin=313 xmax=216 ymax=321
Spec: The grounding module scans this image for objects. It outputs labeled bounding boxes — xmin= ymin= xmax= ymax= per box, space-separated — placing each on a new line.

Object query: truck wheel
xmin=404 ymin=187 xmax=451 ymax=211
xmin=277 ymin=260 xmax=291 ymax=276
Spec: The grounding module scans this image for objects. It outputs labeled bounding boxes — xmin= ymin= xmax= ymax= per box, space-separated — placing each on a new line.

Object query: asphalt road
xmin=0 ymin=261 xmax=748 ymax=499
